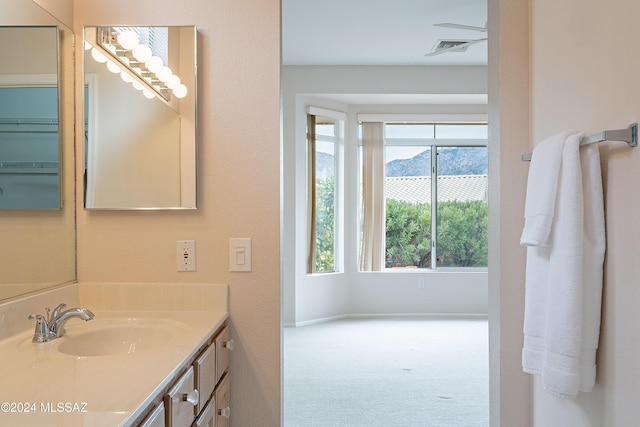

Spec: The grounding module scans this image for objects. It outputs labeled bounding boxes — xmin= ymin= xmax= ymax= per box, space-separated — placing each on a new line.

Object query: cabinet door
xmin=215 ymin=373 xmax=231 ymax=427
xmin=165 ymin=366 xmax=197 ymax=427
xmin=214 ymin=326 xmax=232 ymax=384
xmin=192 ymin=396 xmax=215 ymax=427
xmin=139 ymin=403 xmax=165 ymax=427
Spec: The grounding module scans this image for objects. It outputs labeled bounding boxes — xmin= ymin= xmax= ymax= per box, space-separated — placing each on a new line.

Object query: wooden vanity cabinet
xmin=134 ymin=322 xmax=231 ymax=427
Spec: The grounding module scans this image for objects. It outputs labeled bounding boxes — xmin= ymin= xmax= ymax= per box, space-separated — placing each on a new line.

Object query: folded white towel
xmin=520 ymin=130 xmax=574 ymax=246
xmin=577 ymin=142 xmax=606 ymax=393
xmin=521 ymin=132 xmax=605 ymax=399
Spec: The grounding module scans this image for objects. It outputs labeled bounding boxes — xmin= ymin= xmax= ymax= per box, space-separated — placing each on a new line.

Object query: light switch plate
xmin=230 ymin=238 xmax=251 ymax=272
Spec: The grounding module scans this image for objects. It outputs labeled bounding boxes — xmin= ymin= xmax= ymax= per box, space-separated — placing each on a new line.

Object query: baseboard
xmin=350 ymin=312 xmax=488 ymax=320
xmin=284 ymin=314 xmax=350 ymax=328
xmin=285 ymin=312 xmax=488 ymax=327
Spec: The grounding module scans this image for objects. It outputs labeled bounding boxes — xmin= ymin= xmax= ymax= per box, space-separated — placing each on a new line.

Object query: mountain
xmin=315 ymin=147 xmax=487 ymax=180
xmin=386 ymin=147 xmax=487 ymax=177
xmin=316 ymin=152 xmax=335 ymax=180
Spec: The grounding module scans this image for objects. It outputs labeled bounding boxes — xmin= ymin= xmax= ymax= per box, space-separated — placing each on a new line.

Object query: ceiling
xmin=282 ymin=0 xmax=487 ymax=66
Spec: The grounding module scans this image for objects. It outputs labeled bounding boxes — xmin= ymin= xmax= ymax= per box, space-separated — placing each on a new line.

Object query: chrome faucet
xmin=28 ymin=304 xmax=95 ymax=343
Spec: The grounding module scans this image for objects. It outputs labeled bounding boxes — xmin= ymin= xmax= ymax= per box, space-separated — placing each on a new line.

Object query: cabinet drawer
xmin=164 ymin=366 xmax=198 ymax=427
xmin=214 ymin=326 xmax=232 ymax=384
xmin=194 ymin=342 xmax=216 ymax=412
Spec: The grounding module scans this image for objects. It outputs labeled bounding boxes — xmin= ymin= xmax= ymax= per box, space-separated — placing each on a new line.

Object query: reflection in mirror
xmin=83 ymin=26 xmax=197 ymax=209
xmin=0 ymin=27 xmax=60 ymax=209
xmin=31 ymin=0 xmax=73 ymax=30
xmin=0 ymin=0 xmax=75 ymax=302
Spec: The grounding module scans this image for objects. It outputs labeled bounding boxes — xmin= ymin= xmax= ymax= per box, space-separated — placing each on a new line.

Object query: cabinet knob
xmin=179 ymin=389 xmax=199 ymax=406
xmin=223 ymin=339 xmax=235 ymax=351
xmin=219 ymin=406 xmax=231 ymax=419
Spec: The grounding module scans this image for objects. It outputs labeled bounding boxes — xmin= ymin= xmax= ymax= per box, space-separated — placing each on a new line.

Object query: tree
xmin=436 ymin=200 xmax=488 ymax=267
xmin=385 ymin=199 xmax=431 ymax=268
xmin=315 ymin=176 xmax=335 ymax=271
xmin=385 ymin=199 xmax=487 ymax=268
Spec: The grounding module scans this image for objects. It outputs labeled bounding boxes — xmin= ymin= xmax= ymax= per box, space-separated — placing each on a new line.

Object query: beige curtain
xmin=306 ymin=114 xmax=317 ymax=274
xmin=360 ymin=122 xmax=385 ymax=271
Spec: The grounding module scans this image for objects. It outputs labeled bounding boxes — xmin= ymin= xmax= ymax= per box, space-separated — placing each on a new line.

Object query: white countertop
xmin=0 ymin=309 xmax=228 ymax=426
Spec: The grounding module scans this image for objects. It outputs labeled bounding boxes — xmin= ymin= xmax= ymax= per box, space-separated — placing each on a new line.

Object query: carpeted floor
xmin=283 ymin=316 xmax=489 ymax=427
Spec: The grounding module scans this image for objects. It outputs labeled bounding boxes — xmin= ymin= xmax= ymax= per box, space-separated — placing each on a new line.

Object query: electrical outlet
xmin=418 ymin=278 xmax=425 ymax=289
xmin=177 ymin=240 xmax=196 ymax=271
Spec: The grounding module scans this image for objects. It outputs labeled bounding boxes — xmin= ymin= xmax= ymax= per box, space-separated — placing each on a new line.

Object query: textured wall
xmin=487 ymin=0 xmax=531 ymax=425
xmin=75 ymin=1 xmax=281 ymax=425
xmin=529 ymin=0 xmax=640 ymax=425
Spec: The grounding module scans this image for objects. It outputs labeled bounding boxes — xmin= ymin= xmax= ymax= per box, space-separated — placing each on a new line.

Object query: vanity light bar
xmin=97 ymin=28 xmax=171 ymax=101
xmin=94 ymin=27 xmax=187 ymax=103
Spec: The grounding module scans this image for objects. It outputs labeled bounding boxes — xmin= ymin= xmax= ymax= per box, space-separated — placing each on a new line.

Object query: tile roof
xmin=385 ymin=174 xmax=487 ymax=204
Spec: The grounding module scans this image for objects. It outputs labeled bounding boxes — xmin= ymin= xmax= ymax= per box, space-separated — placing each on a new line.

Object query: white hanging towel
xmin=521 ymin=131 xmax=605 ymax=399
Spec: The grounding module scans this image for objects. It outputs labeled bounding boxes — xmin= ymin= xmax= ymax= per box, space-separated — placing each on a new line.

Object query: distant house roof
xmin=385 ymin=175 xmax=487 ymax=204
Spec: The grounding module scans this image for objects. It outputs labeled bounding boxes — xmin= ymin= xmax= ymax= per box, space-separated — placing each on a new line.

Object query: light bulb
xmin=145 ymin=56 xmax=163 ymax=73
xmin=166 ymin=75 xmax=181 ymax=89
xmin=142 ymin=89 xmax=155 ymax=99
xmin=91 ymin=47 xmax=108 ymax=63
xmin=173 ymin=83 xmax=188 ymax=99
xmin=132 ymin=80 xmax=144 ymax=91
xmin=132 ymin=44 xmax=153 ymax=63
xmin=156 ymin=66 xmax=173 ymax=83
xmin=106 ymin=60 xmax=121 ymax=74
xmin=117 ymin=31 xmax=139 ymax=50
xmin=84 ymin=40 xmax=92 ymax=50
xmin=120 ymin=71 xmax=134 ymax=83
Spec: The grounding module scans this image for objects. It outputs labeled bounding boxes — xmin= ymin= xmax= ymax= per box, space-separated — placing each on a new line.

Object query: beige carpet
xmin=284 ymin=316 xmax=489 ymax=427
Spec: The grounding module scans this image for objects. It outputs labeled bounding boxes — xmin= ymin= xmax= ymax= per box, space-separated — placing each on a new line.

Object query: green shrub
xmin=385 ymin=199 xmax=487 ymax=268
xmin=315 ymin=175 xmax=488 ymax=271
xmin=315 ymin=177 xmax=335 ymax=272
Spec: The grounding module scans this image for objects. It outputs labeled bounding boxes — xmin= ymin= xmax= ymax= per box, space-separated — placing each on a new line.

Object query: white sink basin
xmin=55 ymin=318 xmax=187 ymax=357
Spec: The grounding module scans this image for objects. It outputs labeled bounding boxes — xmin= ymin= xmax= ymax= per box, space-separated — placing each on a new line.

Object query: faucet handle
xmin=28 ymin=314 xmax=51 ymax=343
xmin=50 ymin=303 xmax=67 ymax=322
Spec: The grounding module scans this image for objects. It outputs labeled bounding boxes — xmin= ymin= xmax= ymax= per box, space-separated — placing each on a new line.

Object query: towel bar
xmin=521 ymin=123 xmax=638 ymax=161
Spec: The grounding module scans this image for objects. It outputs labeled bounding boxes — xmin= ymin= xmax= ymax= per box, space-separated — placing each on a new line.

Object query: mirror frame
xmin=82 ymin=25 xmax=197 ymax=210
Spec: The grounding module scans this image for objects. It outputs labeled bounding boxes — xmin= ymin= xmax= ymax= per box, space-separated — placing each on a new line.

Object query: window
xmin=307 ymin=112 xmax=342 ymax=273
xmin=360 ymin=123 xmax=488 ymax=270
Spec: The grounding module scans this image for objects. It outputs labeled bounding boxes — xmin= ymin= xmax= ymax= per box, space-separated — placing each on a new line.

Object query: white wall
xmin=528 ymin=0 xmax=640 ymax=425
xmin=282 ymin=66 xmax=489 ymax=326
xmin=75 ymin=1 xmax=281 ymax=426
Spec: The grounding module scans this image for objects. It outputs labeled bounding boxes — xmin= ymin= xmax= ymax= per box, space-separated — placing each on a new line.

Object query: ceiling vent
xmin=432 ymin=40 xmax=471 ymax=53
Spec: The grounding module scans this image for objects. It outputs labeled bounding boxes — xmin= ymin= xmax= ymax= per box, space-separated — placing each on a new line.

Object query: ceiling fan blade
xmin=424 ymin=38 xmax=487 ymax=56
xmin=433 ymin=23 xmax=487 ymax=33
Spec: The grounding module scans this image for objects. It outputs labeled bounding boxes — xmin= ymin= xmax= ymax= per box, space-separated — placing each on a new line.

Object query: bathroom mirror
xmin=83 ymin=25 xmax=197 ymax=209
xmin=0 ymin=26 xmax=60 ymax=209
xmin=0 ymin=0 xmax=76 ymax=300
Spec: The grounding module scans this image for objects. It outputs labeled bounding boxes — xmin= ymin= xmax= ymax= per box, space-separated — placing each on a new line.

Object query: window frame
xmin=306 ymin=107 xmax=345 ymax=275
xmin=361 ymin=120 xmax=488 ymax=272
